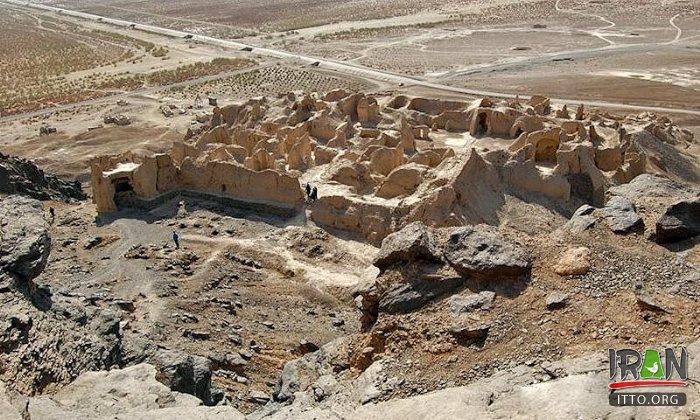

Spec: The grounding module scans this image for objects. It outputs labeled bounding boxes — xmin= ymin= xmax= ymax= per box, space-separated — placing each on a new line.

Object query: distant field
xmin=0 ymin=7 xmax=256 ymax=116
xmin=41 ymin=0 xmax=454 ymax=33
xmin=0 ymin=9 xmax=134 ymax=115
xmin=165 ymin=65 xmax=375 ymax=100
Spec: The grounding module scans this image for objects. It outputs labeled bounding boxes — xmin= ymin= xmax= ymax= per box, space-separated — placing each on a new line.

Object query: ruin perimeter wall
xmin=91 ymin=153 xmax=304 ymax=213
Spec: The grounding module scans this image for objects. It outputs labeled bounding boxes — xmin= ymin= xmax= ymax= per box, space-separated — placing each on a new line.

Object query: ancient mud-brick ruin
xmin=91 ymin=90 xmax=694 ymax=244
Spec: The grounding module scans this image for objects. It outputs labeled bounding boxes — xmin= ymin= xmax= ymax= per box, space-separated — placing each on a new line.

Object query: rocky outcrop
xmin=444 ymin=226 xmax=531 ymax=279
xmin=0 ymin=196 xmax=124 ymax=396
xmin=0 ymin=196 xmax=51 ymax=285
xmin=5 ymin=364 xmax=244 ymax=420
xmin=274 ymin=338 xmax=348 ymax=403
xmin=261 ymin=340 xmax=700 ymax=419
xmin=0 ymin=153 xmax=85 ymax=201
xmin=655 ymin=198 xmax=700 ymax=243
xmin=379 ymin=276 xmax=464 ymax=314
xmin=0 ymin=299 xmax=124 ymax=396
xmin=153 ymin=349 xmax=221 ymax=406
xmin=601 ymin=196 xmax=644 ymax=234
xmin=372 ymin=222 xmax=441 ymax=272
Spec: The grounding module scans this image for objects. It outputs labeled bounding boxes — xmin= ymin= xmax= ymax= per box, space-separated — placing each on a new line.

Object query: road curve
xmin=3 ymin=0 xmax=700 ymax=117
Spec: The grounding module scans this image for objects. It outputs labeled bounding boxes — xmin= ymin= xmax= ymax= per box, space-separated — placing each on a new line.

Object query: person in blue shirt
xmin=172 ymin=231 xmax=180 ymax=249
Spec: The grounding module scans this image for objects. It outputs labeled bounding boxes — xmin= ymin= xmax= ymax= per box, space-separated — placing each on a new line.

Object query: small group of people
xmin=305 ymin=183 xmax=318 ymax=203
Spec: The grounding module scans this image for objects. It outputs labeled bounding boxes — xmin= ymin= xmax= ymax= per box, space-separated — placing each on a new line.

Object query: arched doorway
xmin=475 ymin=113 xmax=488 ymax=137
xmin=112 ymin=177 xmax=135 ymax=207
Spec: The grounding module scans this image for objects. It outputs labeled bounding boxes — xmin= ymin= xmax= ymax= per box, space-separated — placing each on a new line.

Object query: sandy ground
xmin=43 ymin=197 xmax=374 ymax=412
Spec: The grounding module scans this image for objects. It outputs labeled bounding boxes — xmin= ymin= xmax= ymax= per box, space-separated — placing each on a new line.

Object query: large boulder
xmin=0 ymin=195 xmax=51 ymax=282
xmin=563 ymin=204 xmax=596 ymax=233
xmin=274 ymin=338 xmax=347 ymax=403
xmin=444 ymin=226 xmax=531 ymax=278
xmin=152 ymin=349 xmax=219 ymax=406
xmin=655 ymin=198 xmax=700 ymax=243
xmin=379 ymin=276 xmax=465 ymax=314
xmin=0 ymin=199 xmax=124 ymax=399
xmin=372 ymin=222 xmax=441 ymax=271
xmin=553 ymin=247 xmax=591 ymax=276
xmin=600 ymin=196 xmax=644 ymax=234
xmin=0 ymin=198 xmax=123 ymax=393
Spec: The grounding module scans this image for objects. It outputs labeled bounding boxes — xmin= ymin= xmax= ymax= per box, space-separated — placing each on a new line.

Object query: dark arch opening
xmin=514 ymin=127 xmax=524 ymax=138
xmin=476 ymin=113 xmax=488 ymax=137
xmin=113 ymin=177 xmax=133 ymax=193
xmin=112 ymin=177 xmax=135 ymax=207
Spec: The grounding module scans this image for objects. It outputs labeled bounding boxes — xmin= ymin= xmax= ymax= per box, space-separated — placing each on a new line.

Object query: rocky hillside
xmin=0 ymin=91 xmax=697 ymax=419
xmin=0 ymin=195 xmax=232 ymax=413
xmin=0 ymin=153 xmax=85 ymax=201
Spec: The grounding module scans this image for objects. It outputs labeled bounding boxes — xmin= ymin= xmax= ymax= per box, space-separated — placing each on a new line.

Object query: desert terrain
xmin=0 ymin=0 xmax=699 ymax=419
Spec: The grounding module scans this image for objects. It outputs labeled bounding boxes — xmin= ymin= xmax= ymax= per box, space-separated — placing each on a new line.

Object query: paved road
xmin=3 ymin=0 xmax=700 ymax=117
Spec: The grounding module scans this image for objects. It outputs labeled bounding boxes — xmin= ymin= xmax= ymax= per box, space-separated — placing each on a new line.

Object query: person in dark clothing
xmin=172 ymin=231 xmax=180 ymax=249
xmin=48 ymin=207 xmax=55 ymax=224
xmin=310 ymin=186 xmax=318 ymax=202
xmin=305 ymin=183 xmax=312 ymax=200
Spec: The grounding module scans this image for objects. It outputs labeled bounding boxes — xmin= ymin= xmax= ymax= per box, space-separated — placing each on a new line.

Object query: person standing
xmin=172 ymin=231 xmax=180 ymax=249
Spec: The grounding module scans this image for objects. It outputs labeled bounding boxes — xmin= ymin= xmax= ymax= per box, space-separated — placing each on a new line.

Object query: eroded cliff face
xmin=0 ymin=196 xmax=121 ymax=396
xmin=0 ymin=152 xmax=85 ymax=202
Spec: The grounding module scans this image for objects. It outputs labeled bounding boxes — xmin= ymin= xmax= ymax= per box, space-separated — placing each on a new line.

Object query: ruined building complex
xmin=91 ymin=90 xmax=694 ymax=243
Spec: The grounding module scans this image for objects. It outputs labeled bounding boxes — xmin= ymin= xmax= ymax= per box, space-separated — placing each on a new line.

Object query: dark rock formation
xmin=0 ymin=153 xmax=85 ymax=201
xmin=153 ymin=349 xmax=222 ymax=406
xmin=378 ymin=276 xmax=464 ymax=314
xmin=655 ymin=198 xmax=700 ymax=243
xmin=600 ymin=196 xmax=644 ymax=234
xmin=444 ymin=226 xmax=531 ymax=278
xmin=373 ymin=222 xmax=441 ymax=271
